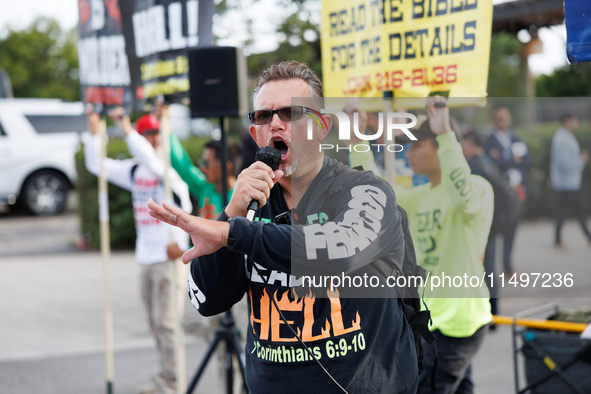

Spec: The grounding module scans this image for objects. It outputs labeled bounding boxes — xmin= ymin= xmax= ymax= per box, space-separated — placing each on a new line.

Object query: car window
xmin=0 ymin=120 xmax=5 ymax=136
xmin=25 ymin=115 xmax=87 ymax=134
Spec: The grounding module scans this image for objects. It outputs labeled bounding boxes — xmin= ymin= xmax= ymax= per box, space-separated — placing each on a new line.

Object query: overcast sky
xmin=0 ymin=0 xmax=569 ymax=76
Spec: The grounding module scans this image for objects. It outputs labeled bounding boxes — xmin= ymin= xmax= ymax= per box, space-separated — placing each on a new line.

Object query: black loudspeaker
xmin=188 ymin=46 xmax=248 ymax=118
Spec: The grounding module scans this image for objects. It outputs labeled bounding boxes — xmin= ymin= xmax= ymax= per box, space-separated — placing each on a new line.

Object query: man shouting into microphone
xmin=148 ymin=61 xmax=423 ymax=393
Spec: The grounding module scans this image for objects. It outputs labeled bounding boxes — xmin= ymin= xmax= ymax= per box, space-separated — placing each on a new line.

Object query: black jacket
xmin=188 ymin=156 xmax=418 ymax=394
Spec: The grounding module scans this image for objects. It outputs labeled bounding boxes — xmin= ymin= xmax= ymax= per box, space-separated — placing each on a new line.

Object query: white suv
xmin=0 ymin=99 xmax=86 ymax=215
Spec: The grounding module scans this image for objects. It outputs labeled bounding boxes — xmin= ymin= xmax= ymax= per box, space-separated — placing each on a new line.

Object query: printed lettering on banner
xmin=321 ymin=0 xmax=493 ymax=98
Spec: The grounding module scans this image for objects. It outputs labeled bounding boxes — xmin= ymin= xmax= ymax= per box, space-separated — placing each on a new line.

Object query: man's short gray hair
xmin=252 ymin=61 xmax=324 ymax=109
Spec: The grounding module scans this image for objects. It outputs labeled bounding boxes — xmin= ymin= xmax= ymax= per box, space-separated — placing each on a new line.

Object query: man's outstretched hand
xmin=147 ymin=199 xmax=230 ymax=264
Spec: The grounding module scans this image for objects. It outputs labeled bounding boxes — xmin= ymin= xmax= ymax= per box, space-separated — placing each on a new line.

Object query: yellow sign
xmin=321 ymin=0 xmax=493 ymax=98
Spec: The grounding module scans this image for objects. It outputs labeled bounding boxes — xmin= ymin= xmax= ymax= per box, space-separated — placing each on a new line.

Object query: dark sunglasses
xmin=199 ymin=159 xmax=218 ymax=168
xmin=248 ymin=106 xmax=321 ymax=125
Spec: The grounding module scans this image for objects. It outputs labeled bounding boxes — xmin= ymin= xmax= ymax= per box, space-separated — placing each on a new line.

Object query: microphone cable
xmin=252 ymin=263 xmax=350 ymax=394
xmin=244 ymin=146 xmax=349 ymax=393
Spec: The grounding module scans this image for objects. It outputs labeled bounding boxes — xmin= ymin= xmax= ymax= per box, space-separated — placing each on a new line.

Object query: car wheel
xmin=21 ymin=171 xmax=69 ymax=215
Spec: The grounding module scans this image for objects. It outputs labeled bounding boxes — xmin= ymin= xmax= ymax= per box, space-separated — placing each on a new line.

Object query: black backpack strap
xmin=327 ymin=165 xmax=438 ymax=391
xmin=428 ymin=340 xmax=439 ymax=392
xmin=172 ymin=192 xmax=181 ymax=207
xmin=371 ymin=258 xmax=395 ymax=280
xmin=392 ymin=189 xmax=439 ymax=391
xmin=410 ymin=310 xmax=438 ymax=392
xmin=130 ymin=163 xmax=139 ymax=181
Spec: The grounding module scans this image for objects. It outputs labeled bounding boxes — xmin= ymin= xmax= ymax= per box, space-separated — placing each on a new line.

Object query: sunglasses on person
xmin=248 ymin=106 xmax=322 ymax=125
xmin=199 ymin=159 xmax=219 ymax=168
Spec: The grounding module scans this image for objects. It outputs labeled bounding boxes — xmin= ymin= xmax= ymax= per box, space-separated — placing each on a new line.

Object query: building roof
xmin=493 ymin=0 xmax=564 ymax=33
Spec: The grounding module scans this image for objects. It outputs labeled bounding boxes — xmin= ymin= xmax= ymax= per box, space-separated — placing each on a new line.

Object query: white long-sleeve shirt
xmin=84 ymin=132 xmax=190 ymax=264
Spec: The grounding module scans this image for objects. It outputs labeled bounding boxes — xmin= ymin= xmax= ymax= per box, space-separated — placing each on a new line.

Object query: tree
xmin=536 ymin=62 xmax=591 ymax=97
xmin=0 ymin=17 xmax=80 ymax=100
xmin=247 ymin=0 xmax=322 ymax=81
xmin=487 ymin=31 xmax=523 ymax=97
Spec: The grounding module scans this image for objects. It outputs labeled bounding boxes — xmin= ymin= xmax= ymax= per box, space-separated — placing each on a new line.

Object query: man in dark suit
xmin=485 ymin=106 xmax=532 ymax=278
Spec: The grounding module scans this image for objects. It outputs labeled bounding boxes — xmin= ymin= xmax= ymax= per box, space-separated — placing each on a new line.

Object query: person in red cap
xmin=135 ymin=113 xmax=161 ymax=148
xmin=84 ymin=107 xmax=192 ymax=394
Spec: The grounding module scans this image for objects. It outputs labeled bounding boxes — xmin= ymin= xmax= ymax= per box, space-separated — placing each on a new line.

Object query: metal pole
xmin=98 ymin=117 xmax=115 ymax=394
xmin=493 ymin=315 xmax=587 ymax=333
xmin=218 ymin=116 xmax=238 ymax=394
xmin=219 ymin=117 xmax=229 ymax=206
xmin=383 ymin=91 xmax=396 ymax=186
xmin=160 ymin=113 xmax=187 ymax=394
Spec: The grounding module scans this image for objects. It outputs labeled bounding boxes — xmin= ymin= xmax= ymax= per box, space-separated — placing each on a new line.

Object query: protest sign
xmin=120 ymin=0 xmax=214 ymax=109
xmin=321 ymin=0 xmax=493 ymax=98
xmin=77 ymin=0 xmax=133 ymax=110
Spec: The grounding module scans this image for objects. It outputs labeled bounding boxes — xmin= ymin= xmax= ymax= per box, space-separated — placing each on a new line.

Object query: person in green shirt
xmin=349 ymin=98 xmax=493 ymax=394
xmin=394 ymin=98 xmax=493 ymax=394
xmin=170 ymin=136 xmax=237 ymax=219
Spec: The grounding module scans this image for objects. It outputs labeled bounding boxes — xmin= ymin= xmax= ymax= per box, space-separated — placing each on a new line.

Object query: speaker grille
xmin=189 ymin=47 xmax=247 ymax=118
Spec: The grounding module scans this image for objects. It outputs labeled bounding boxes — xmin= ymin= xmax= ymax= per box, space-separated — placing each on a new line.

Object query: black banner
xmin=120 ymin=0 xmax=214 ymax=110
xmin=77 ymin=0 xmax=133 ymax=110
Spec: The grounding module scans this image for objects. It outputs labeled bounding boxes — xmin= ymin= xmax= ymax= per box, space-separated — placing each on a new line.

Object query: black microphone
xmin=246 ymin=146 xmax=282 ymax=221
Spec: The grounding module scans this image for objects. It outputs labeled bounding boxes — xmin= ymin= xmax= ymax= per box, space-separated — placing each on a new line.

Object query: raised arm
xmin=427 ymin=98 xmax=493 ymax=220
xmin=169 ymin=133 xmax=212 ymax=197
xmin=83 ymin=109 xmax=135 ymax=191
xmin=123 ymin=129 xmax=167 ymax=177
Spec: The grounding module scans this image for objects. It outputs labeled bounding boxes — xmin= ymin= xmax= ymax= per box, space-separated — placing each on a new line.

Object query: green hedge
xmin=75 ymin=136 xmax=209 ymax=250
xmin=516 ymin=123 xmax=591 ymax=219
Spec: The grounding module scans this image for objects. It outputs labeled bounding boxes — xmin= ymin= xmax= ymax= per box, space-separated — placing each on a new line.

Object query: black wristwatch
xmin=226 ymin=217 xmax=236 ymax=246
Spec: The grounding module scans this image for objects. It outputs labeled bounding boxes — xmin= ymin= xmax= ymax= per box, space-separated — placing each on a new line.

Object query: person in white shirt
xmin=550 ymin=113 xmax=591 ymax=249
xmin=84 ymin=108 xmax=191 ymax=394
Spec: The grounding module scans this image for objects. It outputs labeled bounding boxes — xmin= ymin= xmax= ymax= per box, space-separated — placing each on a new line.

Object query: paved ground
xmin=0 ymin=194 xmax=79 ymax=257
xmin=472 ymin=217 xmax=591 ymax=394
xmin=0 ymin=203 xmax=589 ymax=393
xmin=0 ymin=250 xmax=237 ymax=394
xmin=0 ymin=199 xmax=241 ymax=394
